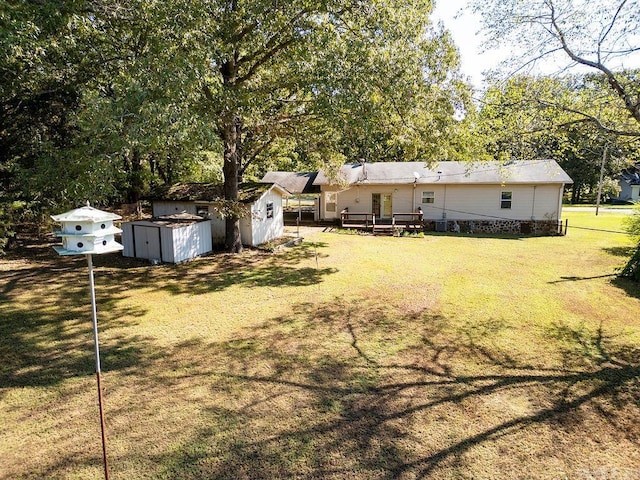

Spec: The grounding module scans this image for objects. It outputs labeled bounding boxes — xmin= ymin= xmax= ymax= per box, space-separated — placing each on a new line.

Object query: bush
xmin=620 ymin=206 xmax=640 ymax=281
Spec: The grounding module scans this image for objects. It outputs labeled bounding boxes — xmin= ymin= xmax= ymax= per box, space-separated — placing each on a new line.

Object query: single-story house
xmin=149 ymin=182 xmax=290 ymax=247
xmin=287 ymin=159 xmax=572 ymax=235
xmin=618 ymin=163 xmax=640 ymax=202
xmin=122 ymin=213 xmax=212 ymax=263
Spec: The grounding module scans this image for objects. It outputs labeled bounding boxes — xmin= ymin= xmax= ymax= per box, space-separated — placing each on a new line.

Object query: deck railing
xmin=340 ymin=210 xmax=423 ymax=233
xmin=392 ymin=212 xmax=424 ymax=230
xmin=340 ymin=210 xmax=376 ymax=229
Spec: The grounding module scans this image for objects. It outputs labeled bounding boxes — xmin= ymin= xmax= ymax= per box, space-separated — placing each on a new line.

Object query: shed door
xmin=133 ymin=225 xmax=161 ymax=261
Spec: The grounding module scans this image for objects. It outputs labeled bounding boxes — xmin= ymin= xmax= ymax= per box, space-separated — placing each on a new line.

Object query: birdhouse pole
xmin=51 ymin=203 xmax=123 ymax=480
xmin=87 ymin=252 xmax=110 ymax=480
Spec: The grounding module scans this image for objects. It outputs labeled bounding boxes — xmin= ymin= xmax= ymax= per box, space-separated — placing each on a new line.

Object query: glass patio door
xmin=372 ymin=193 xmax=392 ymax=218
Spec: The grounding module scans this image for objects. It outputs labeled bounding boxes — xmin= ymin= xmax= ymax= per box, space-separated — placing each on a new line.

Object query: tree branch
xmin=234 ymin=37 xmax=298 ymax=85
xmin=547 ymin=0 xmax=640 ymax=124
xmin=538 ymin=99 xmax=640 ymax=137
xmin=598 ymin=0 xmax=629 ymax=57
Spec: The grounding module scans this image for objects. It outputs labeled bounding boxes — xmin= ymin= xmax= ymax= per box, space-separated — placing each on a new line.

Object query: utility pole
xmin=595 ymin=144 xmax=608 ymax=216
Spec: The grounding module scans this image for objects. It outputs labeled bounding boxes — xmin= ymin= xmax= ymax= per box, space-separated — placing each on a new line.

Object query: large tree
xmin=1 ymin=0 xmax=468 ymax=253
xmin=168 ymin=0 xmax=465 ymax=252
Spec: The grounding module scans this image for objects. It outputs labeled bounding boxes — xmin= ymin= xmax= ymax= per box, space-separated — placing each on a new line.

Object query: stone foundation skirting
xmin=423 ymin=219 xmax=563 ymax=236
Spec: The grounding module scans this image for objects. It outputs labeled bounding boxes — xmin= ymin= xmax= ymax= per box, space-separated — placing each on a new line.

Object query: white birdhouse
xmin=51 ymin=204 xmax=124 ymax=255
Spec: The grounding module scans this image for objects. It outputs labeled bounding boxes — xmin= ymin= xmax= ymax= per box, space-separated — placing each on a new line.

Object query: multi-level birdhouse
xmin=51 ymin=204 xmax=123 ymax=255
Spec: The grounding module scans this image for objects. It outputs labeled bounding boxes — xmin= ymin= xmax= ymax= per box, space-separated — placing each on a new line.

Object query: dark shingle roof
xmin=261 ymin=171 xmax=320 ymax=194
xmin=150 ymin=182 xmax=287 ymax=203
xmin=313 ymin=160 xmax=573 ymax=186
xmin=620 ymin=163 xmax=640 ymax=185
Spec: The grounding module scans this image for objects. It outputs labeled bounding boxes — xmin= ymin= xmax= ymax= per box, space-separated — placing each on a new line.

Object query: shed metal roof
xmin=313 ymin=160 xmax=573 ymax=186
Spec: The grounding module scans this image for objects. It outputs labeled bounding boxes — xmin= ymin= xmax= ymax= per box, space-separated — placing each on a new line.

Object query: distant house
xmin=618 ymin=163 xmax=640 ymax=202
xmin=267 ymin=160 xmax=573 ymax=235
xmin=149 ymin=182 xmax=290 ymax=247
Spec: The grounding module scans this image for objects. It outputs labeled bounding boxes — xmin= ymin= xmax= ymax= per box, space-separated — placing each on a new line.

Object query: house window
xmin=325 ymin=192 xmax=337 ymax=212
xmin=266 ymin=202 xmax=274 ymax=219
xmin=501 ymin=191 xmax=512 ymax=209
xmin=422 ymin=191 xmax=435 ymax=204
xmin=196 ymin=205 xmax=209 ymax=217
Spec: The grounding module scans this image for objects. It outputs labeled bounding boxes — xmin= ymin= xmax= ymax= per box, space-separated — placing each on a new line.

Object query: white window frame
xmin=422 ymin=191 xmax=435 ymax=204
xmin=501 ymin=191 xmax=512 ymax=209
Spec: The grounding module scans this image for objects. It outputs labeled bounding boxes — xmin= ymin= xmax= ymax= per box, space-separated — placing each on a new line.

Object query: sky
xmin=431 ymin=0 xmax=640 ymax=90
xmin=431 ymin=0 xmax=506 ymax=89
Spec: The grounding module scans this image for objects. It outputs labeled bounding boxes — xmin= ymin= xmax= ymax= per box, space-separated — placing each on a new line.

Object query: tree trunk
xmin=571 ymin=183 xmax=582 ymax=204
xmin=124 ymin=148 xmax=144 ymax=204
xmin=222 ymin=115 xmax=243 ymax=253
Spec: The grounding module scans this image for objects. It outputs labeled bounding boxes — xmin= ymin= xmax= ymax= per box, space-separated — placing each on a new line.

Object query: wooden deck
xmin=340 ymin=211 xmax=423 ymax=235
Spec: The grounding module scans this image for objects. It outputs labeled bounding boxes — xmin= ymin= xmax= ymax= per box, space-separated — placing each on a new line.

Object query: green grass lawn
xmin=1 ymin=211 xmax=639 ymax=479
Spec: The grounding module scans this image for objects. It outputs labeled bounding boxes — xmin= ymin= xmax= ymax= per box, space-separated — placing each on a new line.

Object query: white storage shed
xmin=150 ymin=182 xmax=290 ymax=247
xmin=121 ymin=213 xmax=212 ymax=263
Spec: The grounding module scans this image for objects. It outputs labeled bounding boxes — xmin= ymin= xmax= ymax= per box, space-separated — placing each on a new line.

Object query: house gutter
xmin=557 ymin=183 xmax=564 ymax=221
xmin=442 ymin=185 xmax=447 ymax=219
xmin=531 ymin=185 xmax=537 ymax=220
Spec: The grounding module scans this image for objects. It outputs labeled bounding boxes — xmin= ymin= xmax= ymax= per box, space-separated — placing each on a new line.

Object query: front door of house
xmin=372 ymin=193 xmax=392 ymax=219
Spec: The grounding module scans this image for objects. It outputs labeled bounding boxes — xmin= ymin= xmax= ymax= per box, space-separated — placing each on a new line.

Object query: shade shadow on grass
xmin=0 ymin=256 xmax=154 ymax=391
xmin=94 ymin=241 xmax=336 ymax=296
xmin=155 ymin=297 xmax=640 ymax=479
xmin=0 ymin=240 xmax=335 ymax=391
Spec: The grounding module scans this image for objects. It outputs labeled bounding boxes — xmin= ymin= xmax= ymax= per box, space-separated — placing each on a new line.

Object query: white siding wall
xmin=427 ymin=184 xmax=563 ymax=221
xmin=239 ymin=214 xmax=253 ymax=246
xmin=322 ymin=183 xmax=564 ymax=221
xmin=121 ymin=222 xmax=134 ymax=257
xmin=153 ymin=201 xmax=196 ymax=216
xmin=152 ymin=190 xmax=285 ymax=248
xmin=209 ymin=214 xmax=226 ymax=245
xmin=248 ymin=189 xmax=284 ymax=246
xmin=172 ymin=221 xmax=212 ymax=263
xmin=331 ymin=185 xmax=416 ymax=217
xmin=621 ymin=183 xmax=640 ymax=201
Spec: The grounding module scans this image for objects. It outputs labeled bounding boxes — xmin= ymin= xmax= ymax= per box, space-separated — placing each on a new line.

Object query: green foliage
xmin=618 ymin=207 xmax=640 ymax=281
xmin=620 ymin=246 xmax=640 ymax=281
xmin=2 ymin=0 xmax=472 ymax=252
xmin=0 ymin=201 xmax=19 ymax=253
xmin=624 ymin=206 xmax=640 ymax=240
xmin=477 ymin=75 xmax=639 ymax=203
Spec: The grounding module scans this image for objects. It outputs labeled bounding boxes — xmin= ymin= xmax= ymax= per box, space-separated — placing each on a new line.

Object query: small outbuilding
xmin=149 ymin=182 xmax=289 ymax=247
xmin=121 ymin=213 xmax=212 ymax=263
